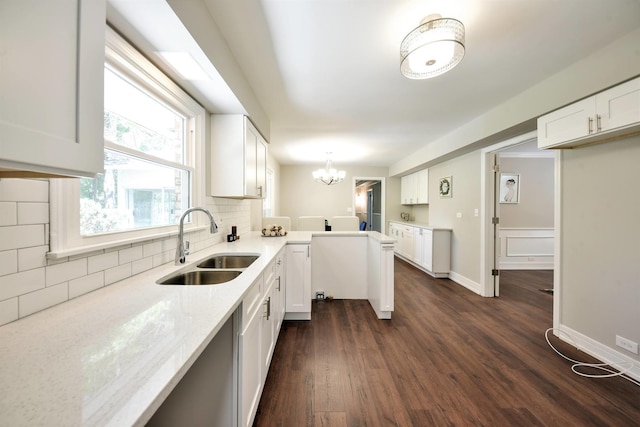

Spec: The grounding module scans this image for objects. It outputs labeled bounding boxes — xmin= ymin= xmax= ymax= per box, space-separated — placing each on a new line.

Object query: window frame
xmin=49 ymin=26 xmax=206 ymax=258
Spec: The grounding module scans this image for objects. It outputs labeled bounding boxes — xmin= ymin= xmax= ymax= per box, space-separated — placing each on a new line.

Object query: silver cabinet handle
xmin=588 ymin=116 xmax=594 ymax=134
xmin=596 ymin=114 xmax=602 ymax=132
xmin=276 ymin=276 xmax=281 ymax=291
xmin=263 ymin=297 xmax=271 ymax=320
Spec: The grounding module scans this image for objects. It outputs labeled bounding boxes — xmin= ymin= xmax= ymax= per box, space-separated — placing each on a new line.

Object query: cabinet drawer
xmin=263 ymin=258 xmax=276 ymax=288
xmin=241 ymin=276 xmax=263 ymax=332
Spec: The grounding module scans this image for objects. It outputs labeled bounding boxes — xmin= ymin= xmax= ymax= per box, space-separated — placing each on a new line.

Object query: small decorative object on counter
xmin=227 ymin=225 xmax=240 ymax=242
xmin=262 ymin=224 xmax=288 ymax=237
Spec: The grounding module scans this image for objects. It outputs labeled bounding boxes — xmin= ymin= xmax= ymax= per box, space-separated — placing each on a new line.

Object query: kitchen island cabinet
xmin=0 ymin=0 xmax=105 ymax=177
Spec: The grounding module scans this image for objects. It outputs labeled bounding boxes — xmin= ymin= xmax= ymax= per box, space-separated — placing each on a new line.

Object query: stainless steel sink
xmin=196 ymin=254 xmax=259 ymax=269
xmin=157 ymin=270 xmax=242 ymax=285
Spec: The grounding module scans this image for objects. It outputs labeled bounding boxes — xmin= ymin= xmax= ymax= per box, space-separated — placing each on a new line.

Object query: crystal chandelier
xmin=400 ymin=14 xmax=465 ymax=79
xmin=312 ymin=153 xmax=346 ymax=185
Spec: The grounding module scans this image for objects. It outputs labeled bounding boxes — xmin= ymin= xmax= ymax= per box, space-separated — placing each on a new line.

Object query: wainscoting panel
xmin=499 ymin=228 xmax=554 ymax=270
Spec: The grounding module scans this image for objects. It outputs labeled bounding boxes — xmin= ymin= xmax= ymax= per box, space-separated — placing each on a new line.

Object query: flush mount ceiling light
xmin=312 ymin=153 xmax=346 ymax=185
xmin=400 ymin=14 xmax=465 ymax=79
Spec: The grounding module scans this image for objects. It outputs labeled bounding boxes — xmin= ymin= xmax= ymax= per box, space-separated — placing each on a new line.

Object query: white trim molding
xmin=555 ymin=324 xmax=640 ymax=382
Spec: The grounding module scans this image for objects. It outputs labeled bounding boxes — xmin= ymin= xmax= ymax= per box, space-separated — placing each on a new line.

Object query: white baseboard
xmin=555 ymin=324 xmax=640 ymax=382
xmin=448 ymin=271 xmax=482 ymax=295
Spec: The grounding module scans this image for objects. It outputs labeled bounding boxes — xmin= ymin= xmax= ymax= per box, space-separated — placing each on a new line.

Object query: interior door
xmin=493 ymin=153 xmax=501 ymax=296
xmin=366 ymin=189 xmax=373 ymax=231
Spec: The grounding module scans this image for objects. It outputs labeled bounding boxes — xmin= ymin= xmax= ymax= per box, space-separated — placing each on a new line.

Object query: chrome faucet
xmin=175 ymin=207 xmax=219 ymax=264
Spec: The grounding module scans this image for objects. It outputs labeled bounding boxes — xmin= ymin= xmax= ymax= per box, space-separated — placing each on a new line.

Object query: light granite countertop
xmin=0 ymin=230 xmax=392 ymax=426
xmin=388 ymin=219 xmax=453 ymax=231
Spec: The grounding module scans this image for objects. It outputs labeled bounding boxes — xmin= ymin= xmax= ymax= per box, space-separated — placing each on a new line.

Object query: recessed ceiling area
xmin=108 ymin=0 xmax=640 ymax=168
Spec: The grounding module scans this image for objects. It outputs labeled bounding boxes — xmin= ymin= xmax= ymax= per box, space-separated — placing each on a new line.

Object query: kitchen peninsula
xmin=0 ymin=231 xmax=394 ymax=426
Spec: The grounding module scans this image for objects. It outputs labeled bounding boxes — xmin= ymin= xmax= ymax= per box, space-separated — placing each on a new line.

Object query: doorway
xmin=481 ymin=131 xmax=558 ymax=297
xmin=353 ymin=177 xmax=385 ymax=233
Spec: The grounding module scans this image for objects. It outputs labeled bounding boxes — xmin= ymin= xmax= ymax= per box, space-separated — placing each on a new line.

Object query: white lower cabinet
xmin=239 ymin=275 xmax=264 ymax=427
xmin=414 ymin=227 xmax=451 ymax=278
xmin=238 ymin=246 xmax=289 ymax=427
xmin=273 ymin=249 xmax=286 ymax=336
xmin=284 ymin=243 xmax=311 ymax=320
xmin=393 ymin=224 xmax=415 ymax=261
xmin=390 ymin=221 xmax=451 ymax=278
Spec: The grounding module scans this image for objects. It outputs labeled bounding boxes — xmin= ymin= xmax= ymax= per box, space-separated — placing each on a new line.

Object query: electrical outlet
xmin=315 ymin=291 xmax=325 ymax=301
xmin=616 ymin=335 xmax=639 ymax=354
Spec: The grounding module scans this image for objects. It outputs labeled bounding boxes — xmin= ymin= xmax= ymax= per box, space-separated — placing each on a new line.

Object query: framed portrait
xmin=439 ymin=176 xmax=452 ymax=198
xmin=499 ymin=173 xmax=520 ymax=204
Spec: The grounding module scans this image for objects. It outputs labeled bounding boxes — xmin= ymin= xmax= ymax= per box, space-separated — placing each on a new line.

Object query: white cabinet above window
xmin=210 ymin=115 xmax=267 ymax=198
xmin=538 ymin=76 xmax=640 ymax=149
xmin=0 ymin=0 xmax=105 ymax=178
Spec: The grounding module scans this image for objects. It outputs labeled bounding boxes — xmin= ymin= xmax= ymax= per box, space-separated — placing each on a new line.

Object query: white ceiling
xmin=108 ymin=0 xmax=640 ymax=167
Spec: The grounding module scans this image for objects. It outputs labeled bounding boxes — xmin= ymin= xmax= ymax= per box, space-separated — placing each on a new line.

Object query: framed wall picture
xmin=499 ymin=173 xmax=520 ymax=203
xmin=439 ymin=176 xmax=452 ymax=198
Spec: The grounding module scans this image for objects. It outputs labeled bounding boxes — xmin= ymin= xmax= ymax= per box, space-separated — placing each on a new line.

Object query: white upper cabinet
xmin=210 ymin=115 xmax=267 ymax=198
xmin=538 ymin=76 xmax=640 ymax=149
xmin=400 ymin=169 xmax=428 ymax=205
xmin=400 ymin=173 xmax=417 ymax=204
xmin=415 ymin=169 xmax=429 ymax=204
xmin=0 ymin=0 xmax=105 ymax=177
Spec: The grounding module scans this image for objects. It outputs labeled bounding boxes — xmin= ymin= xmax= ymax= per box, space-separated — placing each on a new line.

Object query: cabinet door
xmin=244 ymin=121 xmax=258 ymax=197
xmin=210 ymin=115 xmax=267 ymax=198
xmin=400 ymin=174 xmax=417 ymax=204
xmin=415 ymin=169 xmax=429 ymax=204
xmin=273 ymin=251 xmax=286 ymax=333
xmin=285 ymin=244 xmax=311 ymax=317
xmin=399 ymin=226 xmax=414 ymax=260
xmin=596 ymin=77 xmax=640 ymax=131
xmin=421 ymin=229 xmax=434 ymax=271
xmin=260 ymin=283 xmax=274 ymax=383
xmin=239 ymin=307 xmax=262 ymax=427
xmin=413 ymin=227 xmax=424 ymax=265
xmin=256 ymin=136 xmax=267 ymax=198
xmin=0 ymin=0 xmax=105 ymax=177
xmin=537 ymin=98 xmax=595 ymax=148
xmin=244 ymin=119 xmax=267 ymax=199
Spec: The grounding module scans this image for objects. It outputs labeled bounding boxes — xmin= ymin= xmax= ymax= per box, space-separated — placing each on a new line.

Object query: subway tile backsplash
xmin=0 ymin=178 xmax=253 ymax=326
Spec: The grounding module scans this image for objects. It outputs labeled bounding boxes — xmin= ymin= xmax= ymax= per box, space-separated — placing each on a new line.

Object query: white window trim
xmin=48 ymin=27 xmax=206 ymax=258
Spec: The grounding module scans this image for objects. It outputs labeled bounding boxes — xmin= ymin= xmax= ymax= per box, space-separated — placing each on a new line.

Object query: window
xmin=80 ymin=65 xmax=191 ymax=236
xmin=49 ymin=27 xmax=206 ymax=255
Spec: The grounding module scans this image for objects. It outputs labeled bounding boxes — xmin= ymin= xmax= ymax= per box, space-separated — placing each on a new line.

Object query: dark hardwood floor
xmin=255 ymin=259 xmax=640 ymax=426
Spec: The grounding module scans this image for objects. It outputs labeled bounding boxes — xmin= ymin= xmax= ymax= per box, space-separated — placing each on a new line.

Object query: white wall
xmin=425 ymin=151 xmax=482 ymax=287
xmin=280 ymin=164 xmax=392 ymax=231
xmin=499 ymin=156 xmax=554 ymax=228
xmin=561 ymin=135 xmax=640 ymax=365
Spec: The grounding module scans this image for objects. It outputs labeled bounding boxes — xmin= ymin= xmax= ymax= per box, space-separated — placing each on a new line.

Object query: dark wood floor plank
xmin=255 ymin=259 xmax=640 ymax=426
